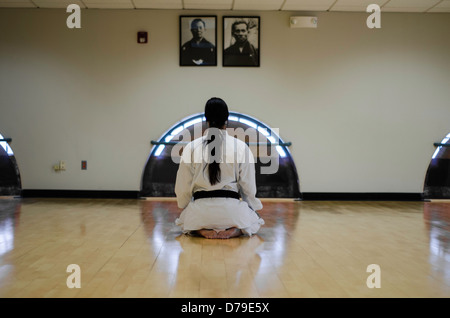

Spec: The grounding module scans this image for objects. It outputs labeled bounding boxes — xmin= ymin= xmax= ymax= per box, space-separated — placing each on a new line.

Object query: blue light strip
xmin=432 ymin=133 xmax=450 ymax=159
xmin=0 ymin=134 xmax=14 ymax=156
xmin=151 ymin=112 xmax=288 ymax=158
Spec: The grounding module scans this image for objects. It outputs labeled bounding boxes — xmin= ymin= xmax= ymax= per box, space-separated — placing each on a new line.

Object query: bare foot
xmin=197 ymin=228 xmax=242 ymax=239
xmin=216 ymin=227 xmax=242 ymax=239
xmin=197 ymin=229 xmax=219 ymax=239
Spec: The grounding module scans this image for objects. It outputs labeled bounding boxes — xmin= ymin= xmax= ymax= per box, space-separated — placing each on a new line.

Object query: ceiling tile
xmin=330 ymin=0 xmax=387 ymax=12
xmin=183 ymin=0 xmax=233 ymax=10
xmin=0 ymin=0 xmax=37 ymax=7
xmin=83 ymin=0 xmax=134 ymax=9
xmin=427 ymin=0 xmax=450 ymax=12
xmin=382 ymin=0 xmax=442 ymax=12
xmin=1 ymin=0 xmax=448 ymax=13
xmin=133 ymin=0 xmax=182 ymax=9
xmin=32 ymin=0 xmax=87 ymax=8
xmin=282 ymin=0 xmax=336 ymax=11
xmin=233 ymin=0 xmax=284 ymax=11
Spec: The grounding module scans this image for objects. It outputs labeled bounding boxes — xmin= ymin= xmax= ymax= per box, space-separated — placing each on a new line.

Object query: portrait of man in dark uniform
xmin=180 ymin=17 xmax=217 ymax=66
xmin=223 ymin=17 xmax=260 ymax=67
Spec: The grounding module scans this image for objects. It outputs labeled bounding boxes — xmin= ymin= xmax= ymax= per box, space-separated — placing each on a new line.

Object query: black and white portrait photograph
xmin=223 ymin=16 xmax=260 ymax=67
xmin=180 ymin=16 xmax=217 ymax=66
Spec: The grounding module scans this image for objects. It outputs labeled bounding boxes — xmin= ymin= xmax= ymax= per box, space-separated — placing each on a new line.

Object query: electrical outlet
xmin=59 ymin=160 xmax=66 ymax=171
xmin=81 ymin=160 xmax=87 ymax=170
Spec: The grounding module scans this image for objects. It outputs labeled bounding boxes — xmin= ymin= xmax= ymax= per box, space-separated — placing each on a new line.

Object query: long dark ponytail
xmin=203 ymin=98 xmax=229 ymax=185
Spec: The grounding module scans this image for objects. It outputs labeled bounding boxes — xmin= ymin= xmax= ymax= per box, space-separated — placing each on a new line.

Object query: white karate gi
xmin=175 ymin=129 xmax=265 ymax=236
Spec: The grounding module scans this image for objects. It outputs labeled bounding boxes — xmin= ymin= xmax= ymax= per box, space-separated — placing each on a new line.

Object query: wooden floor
xmin=0 ymin=197 xmax=449 ymax=298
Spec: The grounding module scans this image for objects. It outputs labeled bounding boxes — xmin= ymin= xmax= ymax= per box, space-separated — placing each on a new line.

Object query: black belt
xmin=193 ymin=190 xmax=240 ymax=201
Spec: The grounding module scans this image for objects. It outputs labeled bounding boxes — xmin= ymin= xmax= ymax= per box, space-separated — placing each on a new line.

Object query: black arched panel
xmin=424 ymin=134 xmax=450 ymax=199
xmin=0 ymin=137 xmax=21 ymax=196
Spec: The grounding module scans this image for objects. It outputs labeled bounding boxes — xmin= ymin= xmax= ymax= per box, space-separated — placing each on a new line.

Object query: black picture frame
xmin=223 ymin=16 xmax=260 ymax=67
xmin=180 ymin=15 xmax=217 ymax=66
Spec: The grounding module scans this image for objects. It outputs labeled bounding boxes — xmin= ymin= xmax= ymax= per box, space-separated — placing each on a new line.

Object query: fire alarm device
xmin=137 ymin=31 xmax=148 ymax=44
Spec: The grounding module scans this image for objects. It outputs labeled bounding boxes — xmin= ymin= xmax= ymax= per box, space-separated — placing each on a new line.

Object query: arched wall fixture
xmin=141 ymin=111 xmax=301 ymax=198
xmin=0 ymin=133 xmax=21 ymax=196
xmin=432 ymin=133 xmax=450 ymax=159
xmin=0 ymin=134 xmax=14 ymax=156
xmin=150 ymin=112 xmax=291 ymax=158
xmin=424 ymin=132 xmax=450 ymax=199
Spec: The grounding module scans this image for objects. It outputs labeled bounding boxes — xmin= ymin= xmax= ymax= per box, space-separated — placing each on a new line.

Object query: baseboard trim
xmin=21 ymin=189 xmax=139 ymax=199
xmin=299 ymin=192 xmax=424 ymax=201
xmin=19 ymin=190 xmax=424 ymax=201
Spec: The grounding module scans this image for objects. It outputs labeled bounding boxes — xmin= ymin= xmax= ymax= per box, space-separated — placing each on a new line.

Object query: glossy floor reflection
xmin=0 ymin=197 xmax=449 ymax=297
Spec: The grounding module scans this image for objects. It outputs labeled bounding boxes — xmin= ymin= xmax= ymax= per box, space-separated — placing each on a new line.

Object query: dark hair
xmin=231 ymin=20 xmax=248 ymax=33
xmin=191 ymin=18 xmax=206 ymax=29
xmin=203 ymin=97 xmax=229 ymax=185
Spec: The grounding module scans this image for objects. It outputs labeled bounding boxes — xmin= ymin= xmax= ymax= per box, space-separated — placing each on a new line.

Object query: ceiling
xmin=0 ymin=0 xmax=449 ymax=12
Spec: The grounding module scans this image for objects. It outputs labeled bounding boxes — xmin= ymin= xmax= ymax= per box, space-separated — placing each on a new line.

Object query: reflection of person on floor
xmin=175 ymin=97 xmax=265 ymax=239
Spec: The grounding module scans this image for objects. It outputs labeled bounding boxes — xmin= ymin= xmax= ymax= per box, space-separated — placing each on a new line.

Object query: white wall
xmin=0 ymin=9 xmax=449 ymax=193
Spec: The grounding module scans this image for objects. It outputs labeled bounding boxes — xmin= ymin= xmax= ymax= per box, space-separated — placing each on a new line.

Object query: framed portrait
xmin=180 ymin=16 xmax=217 ymax=66
xmin=223 ymin=16 xmax=260 ymax=67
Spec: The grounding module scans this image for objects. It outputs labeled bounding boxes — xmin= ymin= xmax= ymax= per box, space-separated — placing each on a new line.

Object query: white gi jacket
xmin=175 ymin=129 xmax=264 ymax=235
